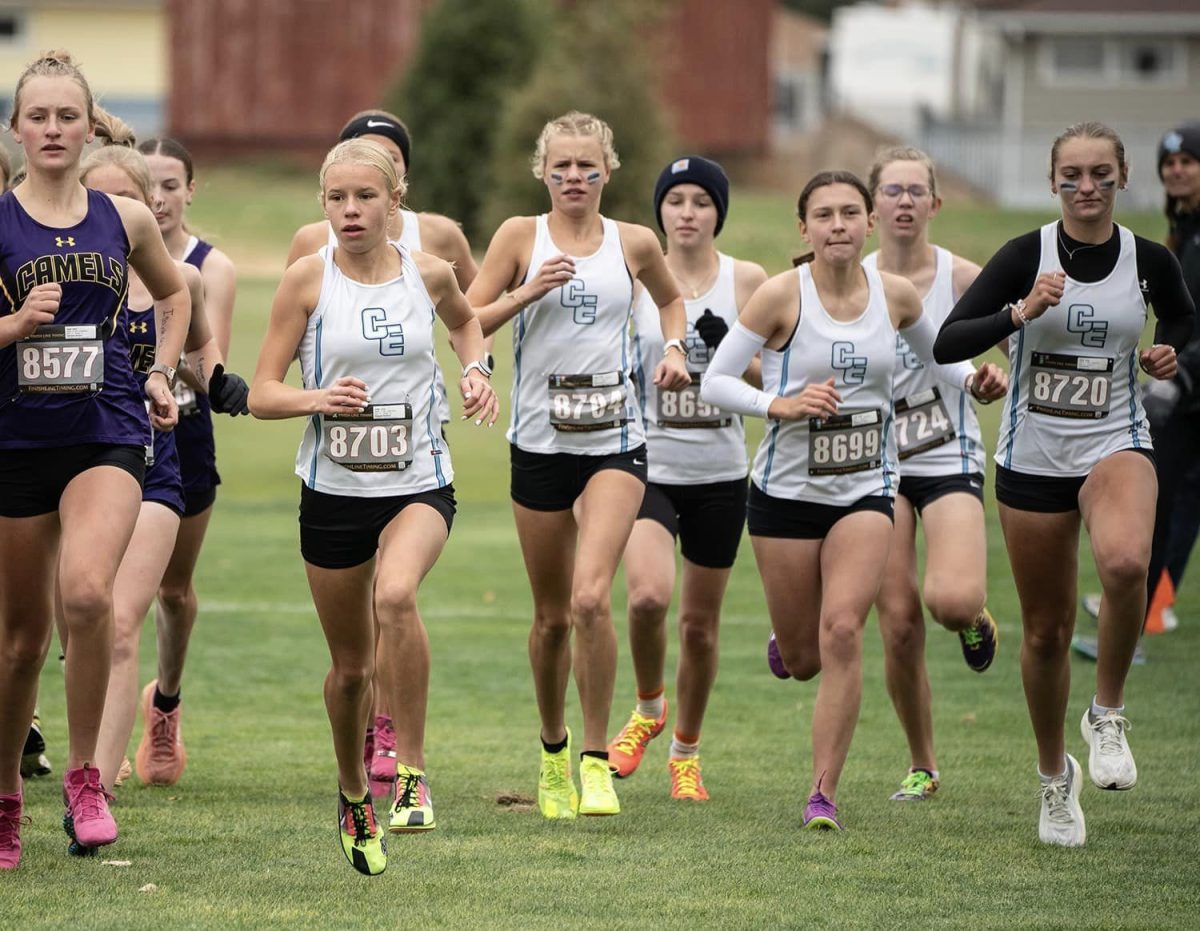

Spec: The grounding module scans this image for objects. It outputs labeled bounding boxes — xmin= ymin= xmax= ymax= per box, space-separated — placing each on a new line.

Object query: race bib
xmin=808 ymin=408 xmax=883 ymax=476
xmin=548 ymin=371 xmax=627 ymax=432
xmin=322 ymin=403 xmax=413 ymax=472
xmin=657 ymin=374 xmax=729 ymax=429
xmin=17 ymin=325 xmax=104 ymax=394
xmin=1029 ymin=352 xmax=1112 ymax=420
xmin=895 ymin=387 xmax=956 ymax=460
xmin=173 ymin=379 xmax=199 ymax=416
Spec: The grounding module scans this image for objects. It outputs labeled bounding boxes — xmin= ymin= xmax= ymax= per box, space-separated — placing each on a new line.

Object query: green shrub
xmin=388 ymin=0 xmax=546 ymax=242
xmin=482 ymin=0 xmax=675 ymax=240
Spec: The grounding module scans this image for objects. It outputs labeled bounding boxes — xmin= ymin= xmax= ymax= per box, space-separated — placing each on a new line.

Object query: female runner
xmin=79 ymin=142 xmax=248 ymax=799
xmin=249 ymin=139 xmax=496 ymax=874
xmin=285 ymin=110 xmax=483 ymax=800
xmin=935 ymin=122 xmax=1193 ymax=846
xmin=0 ymin=51 xmax=189 ymax=867
xmin=468 ymin=111 xmax=690 ymax=819
xmin=864 ymin=146 xmax=1000 ymax=802
xmin=702 ymin=170 xmax=1003 ymax=831
xmin=606 ymin=155 xmax=765 ymax=801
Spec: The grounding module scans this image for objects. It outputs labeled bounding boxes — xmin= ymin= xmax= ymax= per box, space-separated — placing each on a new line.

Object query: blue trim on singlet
xmin=632 ymin=330 xmax=647 ymax=422
xmin=425 ymin=304 xmax=447 ymax=487
xmin=760 ymin=345 xmax=792 ymax=493
xmin=307 ymin=319 xmax=325 ymax=487
xmin=619 ymin=317 xmax=630 ymax=453
xmin=1004 ymin=326 xmax=1025 ymax=470
xmin=512 ymin=310 xmax=526 ymax=444
xmin=881 ymin=408 xmax=894 ymax=494
xmin=957 ymin=391 xmax=969 ymax=474
xmin=1126 ymin=354 xmax=1141 ymax=448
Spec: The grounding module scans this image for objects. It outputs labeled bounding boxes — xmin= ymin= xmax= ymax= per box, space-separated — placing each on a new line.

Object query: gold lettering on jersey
xmin=15 ymin=252 xmax=127 ymax=299
xmin=129 ymin=341 xmax=156 ymax=374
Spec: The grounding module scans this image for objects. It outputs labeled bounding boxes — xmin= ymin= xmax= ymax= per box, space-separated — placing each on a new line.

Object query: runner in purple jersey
xmin=137 ymin=138 xmax=240 ymax=781
xmin=0 ymin=51 xmax=190 ymax=869
xmin=78 ymin=143 xmax=247 ymax=811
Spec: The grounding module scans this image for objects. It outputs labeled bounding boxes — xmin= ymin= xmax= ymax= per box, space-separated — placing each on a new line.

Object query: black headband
xmin=339 ymin=115 xmax=411 ymax=172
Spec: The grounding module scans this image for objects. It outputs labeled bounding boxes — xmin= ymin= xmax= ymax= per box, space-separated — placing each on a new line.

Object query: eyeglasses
xmin=878 ymin=183 xmax=931 ymax=200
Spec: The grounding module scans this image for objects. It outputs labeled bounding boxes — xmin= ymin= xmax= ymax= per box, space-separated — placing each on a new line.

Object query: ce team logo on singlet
xmin=895 ymin=333 xmax=922 ymax=371
xmin=831 ymin=340 xmax=867 ymax=385
xmin=561 ymin=278 xmax=598 ymax=325
xmin=361 ymin=306 xmax=405 ymax=356
xmin=1067 ymin=303 xmax=1108 ymax=349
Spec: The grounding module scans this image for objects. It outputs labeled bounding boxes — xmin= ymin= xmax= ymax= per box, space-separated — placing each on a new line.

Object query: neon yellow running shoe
xmin=538 ymin=729 xmax=579 ymax=820
xmin=339 ymin=789 xmax=387 ymax=876
xmin=889 ymin=768 xmax=939 ymax=801
xmin=579 ymin=755 xmax=620 ymax=816
xmin=607 ymin=700 xmax=668 ymax=778
xmin=389 ymin=765 xmax=435 ymax=832
xmin=668 ymin=756 xmax=709 ymax=801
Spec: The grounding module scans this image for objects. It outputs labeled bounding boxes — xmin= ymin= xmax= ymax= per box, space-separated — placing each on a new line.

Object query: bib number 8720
xmin=1031 ymin=371 xmax=1109 ymax=408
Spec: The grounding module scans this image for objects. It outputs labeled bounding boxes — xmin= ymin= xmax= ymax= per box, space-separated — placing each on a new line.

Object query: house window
xmin=0 ymin=12 xmax=25 ymax=46
xmin=1042 ymin=35 xmax=1185 ymax=88
xmin=1120 ymin=40 xmax=1179 ymax=84
xmin=1049 ymin=37 xmax=1105 ymax=79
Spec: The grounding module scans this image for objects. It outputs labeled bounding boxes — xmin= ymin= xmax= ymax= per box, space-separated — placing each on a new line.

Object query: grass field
xmin=6 ymin=165 xmax=1199 ymax=928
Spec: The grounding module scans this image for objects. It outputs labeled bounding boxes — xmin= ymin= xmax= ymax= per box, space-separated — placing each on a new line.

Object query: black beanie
xmin=339 ymin=114 xmax=412 ymax=172
xmin=1158 ymin=122 xmax=1200 ymax=176
xmin=654 ymin=155 xmax=730 ymax=237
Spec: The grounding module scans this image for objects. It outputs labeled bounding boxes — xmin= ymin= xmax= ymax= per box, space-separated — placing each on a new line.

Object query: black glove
xmin=695 ymin=309 xmax=728 ymax=351
xmin=209 ymin=364 xmax=250 ymax=415
xmin=1142 ymin=378 xmax=1181 ymax=431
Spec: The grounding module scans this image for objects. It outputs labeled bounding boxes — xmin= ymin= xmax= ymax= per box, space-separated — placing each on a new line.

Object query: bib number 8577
xmin=18 ymin=339 xmax=104 ymax=393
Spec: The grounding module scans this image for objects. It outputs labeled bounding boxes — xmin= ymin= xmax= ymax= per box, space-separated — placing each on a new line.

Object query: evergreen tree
xmin=483 ymin=0 xmax=675 ymax=238
xmin=388 ymin=0 xmax=546 ymax=241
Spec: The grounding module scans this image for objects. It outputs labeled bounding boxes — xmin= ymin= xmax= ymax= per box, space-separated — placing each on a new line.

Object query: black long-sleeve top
xmin=934 ymin=222 xmax=1195 ymax=364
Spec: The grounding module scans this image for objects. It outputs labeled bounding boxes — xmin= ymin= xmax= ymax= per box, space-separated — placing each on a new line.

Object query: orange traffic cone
xmin=1144 ymin=569 xmax=1174 ymax=635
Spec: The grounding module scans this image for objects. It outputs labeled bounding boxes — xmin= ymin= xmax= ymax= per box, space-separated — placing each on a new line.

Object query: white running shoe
xmin=1039 ymin=754 xmax=1086 ymax=847
xmin=1160 ymin=606 xmax=1179 ymax=632
xmin=1080 ymin=707 xmax=1137 ymax=790
xmin=1081 ymin=593 xmax=1101 ymax=620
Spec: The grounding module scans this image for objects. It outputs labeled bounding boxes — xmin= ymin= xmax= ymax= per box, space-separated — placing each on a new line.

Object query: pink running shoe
xmin=369 ymin=715 xmax=397 ymax=800
xmin=135 ymin=680 xmax=186 ymax=786
xmin=0 ymin=792 xmax=25 ymax=869
xmin=63 ymin=765 xmax=117 ymax=848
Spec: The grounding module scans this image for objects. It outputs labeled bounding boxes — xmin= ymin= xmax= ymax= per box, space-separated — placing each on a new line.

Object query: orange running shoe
xmin=606 ymin=700 xmax=668 ymax=778
xmin=135 ymin=680 xmax=186 ymax=786
xmin=668 ymin=756 xmax=709 ymax=801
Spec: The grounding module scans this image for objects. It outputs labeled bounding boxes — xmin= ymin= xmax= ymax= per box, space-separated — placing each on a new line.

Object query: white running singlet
xmin=998 ymin=223 xmax=1150 ymax=476
xmin=508 ymin=214 xmax=643 ymax=454
xmin=294 ymin=242 xmax=452 ymax=495
xmin=864 ymin=247 xmax=986 ymax=477
xmin=751 ymin=263 xmax=898 ymax=504
xmin=631 ymin=253 xmax=746 ymax=484
xmin=326 ymin=210 xmax=451 ymax=424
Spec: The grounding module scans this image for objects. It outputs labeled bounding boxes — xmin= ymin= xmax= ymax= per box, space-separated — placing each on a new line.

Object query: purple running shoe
xmin=767 ymin=633 xmax=791 ymax=679
xmin=803 ymin=791 xmax=842 ymax=831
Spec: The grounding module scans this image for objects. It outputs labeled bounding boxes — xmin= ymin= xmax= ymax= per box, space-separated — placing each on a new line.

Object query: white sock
xmin=1090 ymin=696 xmax=1124 ymax=720
xmin=636 ymin=692 xmax=665 ymax=720
xmin=669 ymin=735 xmax=699 ymax=759
xmin=1039 ymin=758 xmax=1069 ymax=783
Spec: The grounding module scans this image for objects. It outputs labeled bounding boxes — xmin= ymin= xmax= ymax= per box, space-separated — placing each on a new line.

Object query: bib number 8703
xmin=323 ymin=403 xmax=413 ymax=472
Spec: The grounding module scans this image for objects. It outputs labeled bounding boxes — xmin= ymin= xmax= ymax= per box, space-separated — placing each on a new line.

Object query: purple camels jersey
xmin=127 ymin=301 xmax=184 ymax=514
xmin=172 ymin=236 xmax=220 ymax=496
xmin=0 ymin=188 xmax=148 ymax=449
